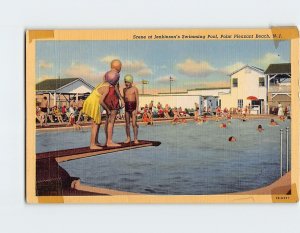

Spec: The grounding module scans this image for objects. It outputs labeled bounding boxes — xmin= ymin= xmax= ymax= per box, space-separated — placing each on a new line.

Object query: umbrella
xmin=247 ymin=96 xmax=258 ymax=100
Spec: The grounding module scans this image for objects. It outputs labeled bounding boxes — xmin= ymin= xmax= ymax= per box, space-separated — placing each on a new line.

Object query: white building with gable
xmin=219 ymin=65 xmax=267 ymax=114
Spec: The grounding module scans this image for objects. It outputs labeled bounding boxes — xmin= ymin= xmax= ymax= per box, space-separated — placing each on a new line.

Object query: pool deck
xmin=232 ymin=172 xmax=291 ymax=195
xmin=36 ymin=114 xmax=281 ymax=132
xmin=72 ymin=171 xmax=291 ymax=196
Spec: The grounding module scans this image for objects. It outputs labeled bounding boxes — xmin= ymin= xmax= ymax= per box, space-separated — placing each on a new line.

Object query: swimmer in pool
xmin=228 ymin=136 xmax=237 ymax=142
xmin=257 ymin=124 xmax=264 ymax=132
xmin=269 ymin=119 xmax=279 ymax=126
xmin=123 ymin=74 xmax=139 ymax=144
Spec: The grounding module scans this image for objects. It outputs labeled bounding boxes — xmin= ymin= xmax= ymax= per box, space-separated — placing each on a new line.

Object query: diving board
xmin=36 ymin=140 xmax=161 ymax=163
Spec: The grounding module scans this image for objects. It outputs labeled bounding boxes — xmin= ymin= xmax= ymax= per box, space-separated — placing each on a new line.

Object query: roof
xmin=158 ymin=91 xmax=188 ymax=94
xmin=264 ymin=63 xmax=291 ymax=74
xmin=36 ymin=78 xmax=94 ymax=91
xmin=229 ymin=65 xmax=264 ymax=76
xmin=187 ymin=86 xmax=230 ymax=91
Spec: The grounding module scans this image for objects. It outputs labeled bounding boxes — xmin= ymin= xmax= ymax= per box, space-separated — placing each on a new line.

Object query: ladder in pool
xmin=280 ymin=127 xmax=289 ymax=177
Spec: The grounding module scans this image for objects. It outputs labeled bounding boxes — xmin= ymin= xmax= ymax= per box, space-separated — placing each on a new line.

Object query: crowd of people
xmin=36 ymin=96 xmax=86 ymax=127
xmin=37 ymin=97 xmax=290 ymax=128
xmin=138 ymin=102 xmax=191 ymax=125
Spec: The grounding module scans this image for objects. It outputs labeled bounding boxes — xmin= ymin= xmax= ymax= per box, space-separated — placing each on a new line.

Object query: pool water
xmin=36 ymin=119 xmax=291 ymax=195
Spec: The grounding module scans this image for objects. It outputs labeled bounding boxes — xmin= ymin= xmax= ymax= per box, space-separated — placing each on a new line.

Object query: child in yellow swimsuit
xmin=82 ymin=59 xmax=124 ymax=149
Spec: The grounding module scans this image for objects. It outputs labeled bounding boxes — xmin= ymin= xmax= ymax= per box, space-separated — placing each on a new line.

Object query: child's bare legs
xmin=90 ymin=120 xmax=102 ymax=149
xmin=106 ymin=110 xmax=120 ymax=147
xmin=132 ymin=110 xmax=139 ymax=144
xmin=67 ymin=114 xmax=73 ymax=126
xmin=48 ymin=114 xmax=54 ymax=123
xmin=95 ymin=123 xmax=101 ymax=145
xmin=124 ymin=111 xmax=131 ymax=143
xmin=147 ymin=112 xmax=153 ymax=125
xmin=76 ymin=111 xmax=82 ymax=124
xmin=58 ymin=116 xmax=63 ymax=123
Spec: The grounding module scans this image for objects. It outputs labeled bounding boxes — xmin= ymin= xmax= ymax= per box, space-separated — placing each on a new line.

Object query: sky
xmin=36 ymin=40 xmax=290 ymax=94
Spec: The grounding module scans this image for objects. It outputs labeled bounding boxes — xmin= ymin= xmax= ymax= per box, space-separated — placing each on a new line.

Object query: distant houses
xmin=36 ymin=78 xmax=94 ymax=107
xmin=219 ymin=63 xmax=291 ymax=114
xmin=219 ymin=65 xmax=267 ymax=114
xmin=138 ymin=63 xmax=291 ymax=114
xmin=265 ymin=63 xmax=291 ymax=114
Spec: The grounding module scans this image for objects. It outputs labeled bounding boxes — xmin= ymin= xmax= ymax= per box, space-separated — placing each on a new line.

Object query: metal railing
xmin=269 ymin=85 xmax=291 ymax=93
xmin=280 ymin=127 xmax=290 ymax=177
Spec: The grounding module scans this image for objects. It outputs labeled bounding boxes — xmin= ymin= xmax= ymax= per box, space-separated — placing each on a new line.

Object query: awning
xmin=247 ymin=96 xmax=258 ymax=100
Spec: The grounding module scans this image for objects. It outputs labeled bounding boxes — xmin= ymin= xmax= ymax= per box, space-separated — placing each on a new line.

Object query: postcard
xmin=26 ymin=28 xmax=299 ymax=203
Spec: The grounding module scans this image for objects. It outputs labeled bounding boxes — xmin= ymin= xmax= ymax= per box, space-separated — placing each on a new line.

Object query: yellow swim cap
xmin=124 ymin=74 xmax=133 ymax=83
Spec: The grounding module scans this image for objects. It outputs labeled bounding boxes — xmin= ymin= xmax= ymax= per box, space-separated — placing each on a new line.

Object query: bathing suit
xmin=41 ymin=107 xmax=47 ymax=113
xmin=82 ymin=82 xmax=109 ymax=124
xmin=125 ymin=101 xmax=137 ymax=114
xmin=104 ymin=86 xmax=120 ymax=111
xmin=142 ymin=112 xmax=150 ymax=123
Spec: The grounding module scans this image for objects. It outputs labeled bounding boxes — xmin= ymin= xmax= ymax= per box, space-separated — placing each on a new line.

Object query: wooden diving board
xmin=36 ymin=140 xmax=161 ymax=163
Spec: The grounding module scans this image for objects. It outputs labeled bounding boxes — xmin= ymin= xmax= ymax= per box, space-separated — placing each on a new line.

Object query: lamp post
xmin=141 ymin=80 xmax=149 ymax=94
xmin=169 ymin=76 xmax=174 ymax=94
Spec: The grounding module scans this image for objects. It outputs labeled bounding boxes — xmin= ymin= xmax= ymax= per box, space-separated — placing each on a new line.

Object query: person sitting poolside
xmin=36 ymin=107 xmax=45 ymax=127
xmin=219 ymin=123 xmax=227 ymax=128
xmin=228 ymin=136 xmax=237 ymax=142
xmin=164 ymin=104 xmax=171 ymax=118
xmin=203 ymin=114 xmax=207 ymax=122
xmin=196 ymin=116 xmax=203 ymax=125
xmin=53 ymin=106 xmax=63 ymax=123
xmin=241 ymin=114 xmax=247 ymax=122
xmin=171 ymin=107 xmax=180 ymax=124
xmin=142 ymin=106 xmax=153 ymax=125
xmin=178 ymin=107 xmax=186 ymax=117
xmin=257 ymin=124 xmax=264 ymax=132
xmin=269 ymin=119 xmax=279 ymax=126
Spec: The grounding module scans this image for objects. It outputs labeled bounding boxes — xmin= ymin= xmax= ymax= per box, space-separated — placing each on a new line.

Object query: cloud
xmin=136 ymin=68 xmax=153 ymax=76
xmin=100 ymin=55 xmax=121 ymax=64
xmin=99 ymin=56 xmax=153 ymax=77
xmin=252 ymin=52 xmax=287 ymax=69
xmin=176 ymin=59 xmax=216 ymax=77
xmin=64 ymin=63 xmax=104 ymax=85
xmin=156 ymin=75 xmax=176 ymax=83
xmin=220 ymin=62 xmax=246 ymax=74
xmin=37 ymin=75 xmax=57 ymax=83
xmin=39 ymin=60 xmax=53 ymax=69
xmin=122 ymin=60 xmax=153 ymax=77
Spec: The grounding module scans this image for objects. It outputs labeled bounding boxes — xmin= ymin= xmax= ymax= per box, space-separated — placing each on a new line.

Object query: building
xmin=139 ymin=87 xmax=230 ymax=111
xmin=36 ymin=78 xmax=94 ymax=107
xmin=265 ymin=63 xmax=291 ymax=114
xmin=219 ymin=65 xmax=267 ymax=114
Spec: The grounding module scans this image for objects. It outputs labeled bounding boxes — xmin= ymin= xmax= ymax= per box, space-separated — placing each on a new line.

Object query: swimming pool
xmin=36 ymin=119 xmax=291 ymax=195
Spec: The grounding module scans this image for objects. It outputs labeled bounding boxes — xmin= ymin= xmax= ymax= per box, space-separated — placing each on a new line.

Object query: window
xmin=232 ymin=78 xmax=238 ymax=87
xmin=259 ymin=77 xmax=265 ymax=87
xmin=238 ymin=99 xmax=243 ymax=108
